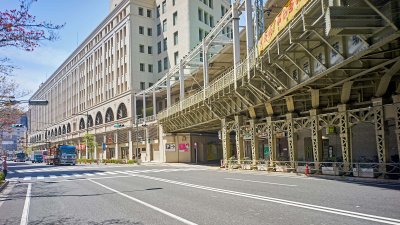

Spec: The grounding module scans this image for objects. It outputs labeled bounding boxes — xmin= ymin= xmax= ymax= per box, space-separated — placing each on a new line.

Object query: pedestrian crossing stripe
xmin=7 ymin=168 xmax=212 ymax=182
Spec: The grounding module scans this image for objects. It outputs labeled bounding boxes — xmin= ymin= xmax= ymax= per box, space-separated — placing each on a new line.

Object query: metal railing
xmin=220 ymin=159 xmax=400 ymax=178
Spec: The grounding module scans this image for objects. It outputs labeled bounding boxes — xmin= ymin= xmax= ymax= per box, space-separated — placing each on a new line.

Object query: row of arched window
xmin=79 ymin=103 xmax=128 ymax=130
xmin=30 ymin=103 xmax=128 ymax=143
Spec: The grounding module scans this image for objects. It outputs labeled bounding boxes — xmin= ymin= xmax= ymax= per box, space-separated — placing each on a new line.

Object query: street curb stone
xmin=0 ymin=180 xmax=9 ymax=193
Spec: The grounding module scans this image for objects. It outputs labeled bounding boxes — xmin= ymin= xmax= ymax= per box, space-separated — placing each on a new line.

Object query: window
xmin=158 ymin=60 xmax=162 ymax=72
xmin=198 ymin=8 xmax=203 ymax=21
xmin=139 ymin=26 xmax=144 ymax=34
xmin=162 ymin=1 xmax=166 ymax=13
xmin=140 ymin=82 xmax=145 ymax=90
xmin=157 ymin=5 xmax=160 ymax=18
xmin=173 ymin=0 xmax=176 ymax=6
xmin=164 ymin=57 xmax=169 ymax=70
xmin=209 ymin=0 xmax=213 ymax=8
xmin=140 ymin=63 xmax=145 ymax=72
xmin=149 ymin=82 xmax=154 ymax=87
xmin=147 ymin=28 xmax=152 ymax=36
xmin=139 ymin=44 xmax=144 ymax=53
xmin=174 ymin=51 xmax=179 ymax=65
xmin=163 ymin=38 xmax=168 ymax=51
xmin=157 ymin=24 xmax=161 ymax=36
xmin=199 ymin=29 xmax=203 ymax=41
xmin=138 ymin=7 xmax=143 ymax=16
xmin=204 ymin=12 xmax=208 ymax=25
xmin=163 ymin=19 xmax=167 ymax=32
xmin=148 ymin=46 xmax=153 ymax=54
xmin=173 ymin=12 xmax=177 ymax=26
xmin=210 ymin=16 xmax=214 ymax=27
xmin=157 ymin=41 xmax=162 ymax=54
xmin=221 ymin=6 xmax=225 ymax=17
xmin=173 ymin=31 xmax=178 ymax=45
xmin=148 ymin=64 xmax=153 ymax=73
xmin=147 ymin=9 xmax=152 ymax=18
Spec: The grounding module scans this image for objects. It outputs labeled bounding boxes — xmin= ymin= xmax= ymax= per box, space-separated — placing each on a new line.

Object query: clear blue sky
xmin=0 ymin=0 xmax=109 ymax=99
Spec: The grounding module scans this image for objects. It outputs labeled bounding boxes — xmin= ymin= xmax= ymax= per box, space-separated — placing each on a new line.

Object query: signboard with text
xmin=165 ymin=143 xmax=176 ymax=151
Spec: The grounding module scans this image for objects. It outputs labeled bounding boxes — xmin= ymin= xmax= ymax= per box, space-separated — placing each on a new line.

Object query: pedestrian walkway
xmin=215 ymin=169 xmax=400 ymax=187
xmin=7 ymin=168 xmax=208 ymax=182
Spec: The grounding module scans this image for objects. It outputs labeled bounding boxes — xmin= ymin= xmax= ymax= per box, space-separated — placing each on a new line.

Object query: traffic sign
xmin=102 ymin=143 xmax=106 ymax=151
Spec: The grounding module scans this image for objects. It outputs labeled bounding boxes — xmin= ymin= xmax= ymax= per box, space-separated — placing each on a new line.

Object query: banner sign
xmin=178 ymin=143 xmax=190 ymax=152
xmin=165 ymin=143 xmax=176 ymax=151
xmin=258 ymin=0 xmax=311 ymax=55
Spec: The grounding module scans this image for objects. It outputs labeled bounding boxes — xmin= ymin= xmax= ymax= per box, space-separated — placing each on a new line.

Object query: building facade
xmin=28 ymin=0 xmax=230 ymax=161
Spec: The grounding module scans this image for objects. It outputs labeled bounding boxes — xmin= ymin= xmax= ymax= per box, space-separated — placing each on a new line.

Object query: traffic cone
xmin=305 ymin=163 xmax=309 ymax=176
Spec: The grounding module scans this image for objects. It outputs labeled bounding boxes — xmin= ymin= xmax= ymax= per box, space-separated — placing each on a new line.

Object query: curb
xmin=0 ymin=180 xmax=9 ymax=193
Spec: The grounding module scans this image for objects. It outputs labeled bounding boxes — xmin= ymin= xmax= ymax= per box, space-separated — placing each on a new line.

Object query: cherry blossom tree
xmin=0 ymin=0 xmax=65 ymax=51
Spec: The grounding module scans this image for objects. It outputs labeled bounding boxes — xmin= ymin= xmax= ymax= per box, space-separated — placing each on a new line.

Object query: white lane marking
xmin=73 ymin=174 xmax=83 ymax=177
xmin=89 ymin=179 xmax=198 ymax=225
xmin=10 ymin=177 xmax=19 ymax=181
xmin=95 ymin=172 xmax=107 ymax=176
xmin=49 ymin=175 xmax=57 ymax=179
xmin=224 ymin=178 xmax=297 ymax=187
xmin=23 ymin=177 xmax=31 ymax=181
xmin=104 ymin=172 xmax=117 ymax=175
xmin=132 ymin=174 xmax=400 ymax=225
xmin=20 ymin=183 xmax=31 ymax=225
xmin=84 ymin=173 xmax=94 ymax=176
xmin=62 ymin=174 xmax=70 ymax=178
xmin=37 ymin=176 xmax=44 ymax=180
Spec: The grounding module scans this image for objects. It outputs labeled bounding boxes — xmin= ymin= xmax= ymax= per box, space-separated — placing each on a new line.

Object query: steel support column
xmin=310 ymin=109 xmax=322 ymax=166
xmin=235 ymin=115 xmax=244 ymax=164
xmin=393 ymin=95 xmax=400 ymax=159
xmin=250 ymin=119 xmax=259 ymax=166
xmin=286 ymin=113 xmax=297 ymax=168
xmin=372 ymin=98 xmax=388 ymax=171
xmin=266 ymin=117 xmax=276 ymax=166
xmin=232 ymin=6 xmax=240 ymax=90
xmin=166 ymin=78 xmax=171 ymax=107
xmin=338 ymin=104 xmax=351 ymax=170
xmin=179 ymin=61 xmax=185 ymax=109
xmin=153 ymin=88 xmax=156 ymax=117
xmin=221 ymin=118 xmax=231 ymax=166
xmin=143 ymin=93 xmax=146 ymax=121
xmin=245 ymin=0 xmax=254 ymax=80
xmin=203 ymin=40 xmax=209 ymax=100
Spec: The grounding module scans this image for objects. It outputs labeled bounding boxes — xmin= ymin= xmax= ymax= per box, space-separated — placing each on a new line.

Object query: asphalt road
xmin=0 ymin=161 xmax=399 ymax=225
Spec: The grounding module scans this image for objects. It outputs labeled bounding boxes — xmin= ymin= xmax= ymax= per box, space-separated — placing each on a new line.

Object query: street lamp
xmin=73 ymin=112 xmax=89 ymax=159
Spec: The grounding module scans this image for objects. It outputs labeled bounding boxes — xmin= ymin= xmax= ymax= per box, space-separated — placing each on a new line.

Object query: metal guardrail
xmin=221 ymin=160 xmax=400 ymax=178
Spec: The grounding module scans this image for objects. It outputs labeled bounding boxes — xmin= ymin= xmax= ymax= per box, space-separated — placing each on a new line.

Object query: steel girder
xmin=160 ymin=0 xmax=400 ymax=133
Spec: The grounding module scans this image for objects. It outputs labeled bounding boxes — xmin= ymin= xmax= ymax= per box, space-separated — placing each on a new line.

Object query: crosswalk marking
xmin=104 ymin=172 xmax=117 ymax=175
xmin=8 ymin=168 xmax=212 ymax=182
xmin=95 ymin=172 xmax=107 ymax=176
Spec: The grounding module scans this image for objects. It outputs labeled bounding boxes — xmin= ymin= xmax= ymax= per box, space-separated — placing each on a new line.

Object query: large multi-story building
xmin=28 ymin=0 xmax=231 ymax=161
